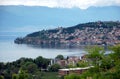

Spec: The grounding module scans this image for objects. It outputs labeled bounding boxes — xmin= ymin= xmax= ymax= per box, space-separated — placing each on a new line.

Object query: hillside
xmin=14 ymin=21 xmax=120 ymax=46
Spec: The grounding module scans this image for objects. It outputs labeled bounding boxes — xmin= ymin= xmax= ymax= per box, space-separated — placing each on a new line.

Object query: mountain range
xmin=0 ymin=6 xmax=120 ymax=32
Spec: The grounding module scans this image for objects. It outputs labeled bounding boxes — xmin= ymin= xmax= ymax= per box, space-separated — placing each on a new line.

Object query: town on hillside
xmin=15 ymin=21 xmax=120 ymax=46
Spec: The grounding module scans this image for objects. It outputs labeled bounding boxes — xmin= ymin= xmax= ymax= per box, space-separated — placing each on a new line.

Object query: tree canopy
xmin=65 ymin=45 xmax=120 ymax=79
xmin=55 ymin=54 xmax=64 ymax=60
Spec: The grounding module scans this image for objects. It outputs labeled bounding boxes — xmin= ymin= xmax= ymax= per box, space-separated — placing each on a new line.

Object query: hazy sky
xmin=0 ymin=0 xmax=120 ymax=9
xmin=0 ymin=0 xmax=120 ymax=34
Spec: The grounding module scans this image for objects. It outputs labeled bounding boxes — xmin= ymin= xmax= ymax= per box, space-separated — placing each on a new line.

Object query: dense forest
xmin=15 ymin=21 xmax=120 ymax=46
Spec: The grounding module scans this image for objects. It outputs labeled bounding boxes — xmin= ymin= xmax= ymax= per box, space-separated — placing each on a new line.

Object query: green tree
xmin=12 ymin=74 xmax=18 ymax=79
xmin=33 ymin=71 xmax=43 ymax=79
xmin=48 ymin=64 xmax=61 ymax=72
xmin=0 ymin=62 xmax=4 ymax=70
xmin=3 ymin=69 xmax=11 ymax=79
xmin=21 ymin=62 xmax=38 ymax=74
xmin=86 ymin=46 xmax=105 ymax=66
xmin=100 ymin=55 xmax=113 ymax=71
xmin=0 ymin=76 xmax=4 ymax=79
xmin=110 ymin=44 xmax=120 ymax=79
xmin=64 ymin=74 xmax=80 ymax=79
xmin=55 ymin=54 xmax=64 ymax=60
xmin=110 ymin=44 xmax=120 ymax=60
xmin=76 ymin=60 xmax=88 ymax=67
xmin=18 ymin=69 xmax=29 ymax=79
xmin=34 ymin=56 xmax=50 ymax=69
xmin=63 ymin=45 xmax=120 ymax=79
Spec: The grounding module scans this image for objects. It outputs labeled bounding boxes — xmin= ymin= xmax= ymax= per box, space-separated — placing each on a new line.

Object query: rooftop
xmin=59 ymin=66 xmax=94 ymax=71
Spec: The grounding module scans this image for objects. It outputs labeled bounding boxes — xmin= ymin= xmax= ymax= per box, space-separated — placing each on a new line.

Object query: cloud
xmin=0 ymin=0 xmax=120 ymax=9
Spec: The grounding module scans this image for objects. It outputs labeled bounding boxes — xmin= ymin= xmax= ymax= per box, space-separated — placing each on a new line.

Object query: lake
xmin=0 ymin=35 xmax=86 ymax=62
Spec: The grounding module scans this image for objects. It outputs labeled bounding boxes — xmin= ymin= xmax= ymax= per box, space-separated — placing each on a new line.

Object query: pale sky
xmin=0 ymin=0 xmax=120 ymax=9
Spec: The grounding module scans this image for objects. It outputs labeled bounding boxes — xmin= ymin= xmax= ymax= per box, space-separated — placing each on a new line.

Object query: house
xmin=67 ymin=56 xmax=81 ymax=66
xmin=58 ymin=66 xmax=94 ymax=76
xmin=50 ymin=55 xmax=87 ymax=67
xmin=50 ymin=59 xmax=67 ymax=67
xmin=57 ymin=60 xmax=67 ymax=67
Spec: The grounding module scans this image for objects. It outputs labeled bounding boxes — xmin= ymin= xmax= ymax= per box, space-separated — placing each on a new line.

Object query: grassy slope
xmin=42 ymin=72 xmax=59 ymax=79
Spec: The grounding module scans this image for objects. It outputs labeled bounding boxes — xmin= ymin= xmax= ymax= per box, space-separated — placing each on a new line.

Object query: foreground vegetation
xmin=0 ymin=56 xmax=51 ymax=79
xmin=0 ymin=44 xmax=120 ymax=79
xmin=64 ymin=44 xmax=120 ymax=79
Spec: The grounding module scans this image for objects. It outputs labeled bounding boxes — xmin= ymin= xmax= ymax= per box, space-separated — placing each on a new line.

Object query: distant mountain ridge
xmin=0 ymin=6 xmax=120 ymax=32
xmin=14 ymin=21 xmax=120 ymax=46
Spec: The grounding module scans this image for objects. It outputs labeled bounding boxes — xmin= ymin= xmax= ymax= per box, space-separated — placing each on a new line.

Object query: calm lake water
xmin=0 ymin=36 xmax=86 ymax=62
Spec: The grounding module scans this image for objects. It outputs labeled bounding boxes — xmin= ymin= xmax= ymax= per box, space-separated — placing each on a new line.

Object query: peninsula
xmin=14 ymin=21 xmax=120 ymax=46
